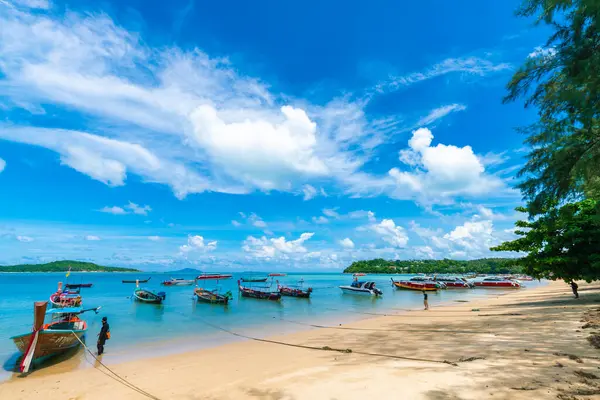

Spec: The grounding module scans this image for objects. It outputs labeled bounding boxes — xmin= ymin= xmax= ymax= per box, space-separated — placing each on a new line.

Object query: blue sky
xmin=0 ymin=0 xmax=549 ymax=271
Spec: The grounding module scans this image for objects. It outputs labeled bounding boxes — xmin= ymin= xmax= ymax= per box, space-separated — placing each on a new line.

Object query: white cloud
xmin=84 ymin=235 xmax=101 ymax=241
xmin=179 ymin=235 xmax=217 ymax=253
xmin=243 ymin=232 xmax=314 ymax=259
xmin=417 ymin=104 xmax=466 ymax=126
xmin=348 ymin=210 xmax=376 ymax=222
xmin=0 ymin=158 xmax=5 ymax=173
xmin=125 ymin=202 xmax=151 ymax=216
xmin=16 ymin=235 xmax=34 ymax=242
xmin=322 ymin=208 xmax=340 ymax=218
xmin=7 ymin=0 xmax=51 ymax=9
xmin=371 ymin=219 xmax=409 ymax=248
xmin=312 ymin=216 xmax=329 ymax=224
xmin=148 ymin=236 xmax=160 ymax=241
xmin=339 ymin=238 xmax=355 ymax=249
xmin=390 ymin=128 xmax=505 ymax=201
xmin=248 ymin=213 xmax=267 ymax=228
xmin=231 ymin=220 xmax=242 ymax=227
xmin=415 ymin=245 xmax=435 ymax=259
xmin=302 ymin=184 xmax=318 ymax=201
xmin=528 ymin=46 xmax=556 ymax=59
xmin=98 ymin=206 xmax=127 ymax=215
xmin=409 ymin=221 xmax=442 ymax=238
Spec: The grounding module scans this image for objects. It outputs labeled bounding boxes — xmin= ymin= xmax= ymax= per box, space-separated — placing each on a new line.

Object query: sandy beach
xmin=1 ymin=280 xmax=599 ymax=400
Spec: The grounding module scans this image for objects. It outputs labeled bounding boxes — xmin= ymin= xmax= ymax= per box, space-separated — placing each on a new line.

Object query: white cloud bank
xmin=98 ymin=202 xmax=151 ymax=216
xmin=243 ymin=232 xmax=314 ymax=259
xmin=0 ymin=158 xmax=5 ymax=173
xmin=179 ymin=235 xmax=217 ymax=254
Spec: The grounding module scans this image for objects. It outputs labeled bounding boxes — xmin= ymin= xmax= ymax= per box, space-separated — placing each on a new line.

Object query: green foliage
xmin=0 ymin=260 xmax=139 ymax=273
xmin=505 ymin=0 xmax=600 ymax=214
xmin=343 ymin=258 xmax=522 ymax=275
xmin=491 ymin=199 xmax=600 ymax=282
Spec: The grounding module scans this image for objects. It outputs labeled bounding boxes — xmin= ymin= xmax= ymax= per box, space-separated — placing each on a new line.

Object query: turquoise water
xmin=0 ymin=272 xmax=545 ymax=380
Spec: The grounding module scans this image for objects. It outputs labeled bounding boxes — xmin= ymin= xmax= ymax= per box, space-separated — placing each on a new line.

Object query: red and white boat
xmin=268 ymin=273 xmax=287 ymax=277
xmin=473 ymin=277 xmax=521 ymax=288
xmin=391 ymin=278 xmax=440 ymax=291
xmin=433 ymin=276 xmax=474 ymax=288
xmin=196 ymin=273 xmax=233 ymax=280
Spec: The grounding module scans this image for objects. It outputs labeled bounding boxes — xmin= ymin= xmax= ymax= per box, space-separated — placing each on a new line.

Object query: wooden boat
xmin=241 ymin=276 xmax=268 ymax=283
xmin=339 ymin=280 xmax=383 ymax=296
xmin=65 ymin=283 xmax=93 ymax=289
xmin=408 ymin=276 xmax=446 ymax=288
xmin=391 ymin=278 xmax=439 ymax=291
xmin=10 ymin=302 xmax=100 ymax=373
xmin=238 ymin=281 xmax=281 ymax=300
xmin=133 ymin=288 xmax=166 ymax=303
xmin=473 ymin=277 xmax=521 ymax=288
xmin=161 ymin=278 xmax=196 ymax=286
xmin=433 ymin=276 xmax=474 ymax=288
xmin=194 ymin=287 xmax=232 ymax=305
xmin=49 ymin=283 xmax=82 ymax=308
xmin=277 ymin=281 xmax=312 ymax=298
xmin=353 ymin=273 xmax=366 ymax=277
xmin=122 ymin=277 xmax=151 ymax=284
xmin=268 ymin=273 xmax=287 ymax=277
xmin=196 ymin=273 xmax=233 ymax=280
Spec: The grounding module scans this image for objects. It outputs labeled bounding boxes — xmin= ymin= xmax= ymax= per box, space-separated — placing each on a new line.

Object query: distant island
xmin=0 ymin=260 xmax=140 ymax=273
xmin=343 ymin=258 xmax=522 ymax=275
xmin=168 ymin=268 xmax=203 ymax=274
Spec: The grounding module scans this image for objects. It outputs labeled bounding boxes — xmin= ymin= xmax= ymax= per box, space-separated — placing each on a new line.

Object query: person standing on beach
xmin=97 ymin=316 xmax=110 ymax=355
xmin=423 ymin=290 xmax=429 ymax=310
xmin=570 ymin=281 xmax=579 ymax=299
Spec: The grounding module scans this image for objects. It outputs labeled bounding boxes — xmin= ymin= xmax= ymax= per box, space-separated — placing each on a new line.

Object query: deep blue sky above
xmin=0 ymin=0 xmax=550 ymax=270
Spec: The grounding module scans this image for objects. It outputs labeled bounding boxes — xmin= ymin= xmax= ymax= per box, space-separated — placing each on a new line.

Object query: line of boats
xmin=10 ymin=272 xmax=530 ymax=373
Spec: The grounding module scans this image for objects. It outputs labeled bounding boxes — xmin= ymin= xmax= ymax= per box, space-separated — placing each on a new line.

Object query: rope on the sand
xmin=71 ymin=332 xmax=162 ymax=400
xmin=195 ymin=316 xmax=458 ymax=366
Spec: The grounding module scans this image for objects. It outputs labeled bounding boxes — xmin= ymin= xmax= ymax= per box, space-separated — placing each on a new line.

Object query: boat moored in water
xmin=122 ymin=277 xmax=151 ymax=284
xmin=194 ymin=287 xmax=232 ymax=305
xmin=391 ymin=278 xmax=439 ymax=291
xmin=65 ymin=283 xmax=93 ymax=289
xmin=161 ymin=278 xmax=196 ymax=286
xmin=238 ymin=281 xmax=281 ymax=300
xmin=133 ymin=287 xmax=167 ymax=303
xmin=196 ymin=273 xmax=233 ymax=280
xmin=277 ymin=280 xmax=312 ymax=298
xmin=433 ymin=276 xmax=474 ymax=288
xmin=472 ymin=276 xmax=521 ymax=288
xmin=49 ymin=283 xmax=82 ymax=308
xmin=339 ymin=280 xmax=383 ymax=296
xmin=11 ymin=302 xmax=100 ymax=373
xmin=240 ymin=276 xmax=268 ymax=283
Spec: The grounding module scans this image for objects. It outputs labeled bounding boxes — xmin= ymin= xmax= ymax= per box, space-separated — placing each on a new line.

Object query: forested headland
xmin=343 ymin=258 xmax=522 ymax=275
xmin=0 ymin=260 xmax=139 ymax=273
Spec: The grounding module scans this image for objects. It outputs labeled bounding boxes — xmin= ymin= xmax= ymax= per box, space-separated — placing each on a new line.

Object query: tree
xmin=505 ymin=0 xmax=600 ymax=215
xmin=491 ymin=199 xmax=600 ymax=282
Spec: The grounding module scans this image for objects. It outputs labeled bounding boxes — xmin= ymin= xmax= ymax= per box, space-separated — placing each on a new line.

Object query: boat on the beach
xmin=196 ymin=273 xmax=233 ymax=280
xmin=277 ymin=281 xmax=312 ymax=298
xmin=472 ymin=276 xmax=521 ymax=288
xmin=240 ymin=276 xmax=268 ymax=283
xmin=161 ymin=278 xmax=196 ymax=286
xmin=10 ymin=302 xmax=100 ymax=373
xmin=123 ymin=277 xmax=151 ymax=284
xmin=65 ymin=283 xmax=93 ymax=289
xmin=194 ymin=287 xmax=232 ymax=305
xmin=49 ymin=283 xmax=82 ymax=308
xmin=133 ymin=287 xmax=167 ymax=303
xmin=268 ymin=273 xmax=287 ymax=277
xmin=339 ymin=280 xmax=383 ymax=296
xmin=433 ymin=276 xmax=474 ymax=288
xmin=238 ymin=281 xmax=281 ymax=300
xmin=391 ymin=278 xmax=439 ymax=291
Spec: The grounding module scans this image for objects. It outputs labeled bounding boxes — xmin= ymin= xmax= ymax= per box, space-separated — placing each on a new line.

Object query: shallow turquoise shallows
xmin=0 ymin=272 xmax=545 ymax=380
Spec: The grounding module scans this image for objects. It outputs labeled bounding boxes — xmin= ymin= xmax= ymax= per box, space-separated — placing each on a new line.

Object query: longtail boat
xmin=49 ymin=282 xmax=82 ymax=308
xmin=65 ymin=283 xmax=93 ymax=289
xmin=339 ymin=280 xmax=383 ymax=296
xmin=122 ymin=277 xmax=151 ymax=284
xmin=268 ymin=273 xmax=287 ymax=277
xmin=11 ymin=302 xmax=100 ymax=373
xmin=133 ymin=287 xmax=166 ymax=303
xmin=194 ymin=287 xmax=232 ymax=305
xmin=240 ymin=276 xmax=268 ymax=283
xmin=391 ymin=278 xmax=439 ymax=291
xmin=196 ymin=273 xmax=233 ymax=280
xmin=472 ymin=277 xmax=521 ymax=288
xmin=277 ymin=280 xmax=312 ymax=298
xmin=161 ymin=278 xmax=196 ymax=286
xmin=238 ymin=281 xmax=281 ymax=300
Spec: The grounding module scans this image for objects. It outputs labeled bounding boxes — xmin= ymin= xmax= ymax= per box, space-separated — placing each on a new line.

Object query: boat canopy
xmin=46 ymin=307 xmax=83 ymax=315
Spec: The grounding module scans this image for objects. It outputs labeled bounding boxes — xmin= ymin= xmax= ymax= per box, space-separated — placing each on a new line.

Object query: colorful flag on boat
xmin=66 ymin=266 xmax=71 ymax=278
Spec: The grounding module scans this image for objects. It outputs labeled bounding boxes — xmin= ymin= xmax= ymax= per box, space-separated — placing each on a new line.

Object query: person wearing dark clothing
xmin=97 ymin=317 xmax=110 ymax=355
xmin=423 ymin=290 xmax=429 ymax=310
xmin=571 ymin=281 xmax=579 ymax=299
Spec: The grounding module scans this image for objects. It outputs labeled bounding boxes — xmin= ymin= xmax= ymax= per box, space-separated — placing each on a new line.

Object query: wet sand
xmin=1 ymin=280 xmax=599 ymax=400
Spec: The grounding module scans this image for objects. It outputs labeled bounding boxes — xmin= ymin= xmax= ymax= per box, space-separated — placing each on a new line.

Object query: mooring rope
xmin=71 ymin=332 xmax=162 ymax=400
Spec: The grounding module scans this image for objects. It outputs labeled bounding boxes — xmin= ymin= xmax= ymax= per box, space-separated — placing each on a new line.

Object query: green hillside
xmin=343 ymin=258 xmax=522 ymax=275
xmin=0 ymin=260 xmax=139 ymax=273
